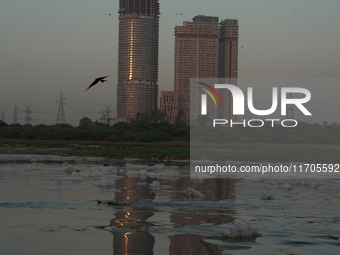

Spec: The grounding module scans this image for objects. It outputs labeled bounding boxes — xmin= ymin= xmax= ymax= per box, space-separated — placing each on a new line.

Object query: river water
xmin=0 ymin=154 xmax=339 ymax=255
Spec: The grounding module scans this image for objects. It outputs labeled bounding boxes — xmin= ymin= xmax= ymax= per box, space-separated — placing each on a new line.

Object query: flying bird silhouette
xmin=85 ymin=76 xmax=109 ymax=91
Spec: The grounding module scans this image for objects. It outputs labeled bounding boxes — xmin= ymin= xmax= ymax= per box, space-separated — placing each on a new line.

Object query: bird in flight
xmin=85 ymin=76 xmax=109 ymax=91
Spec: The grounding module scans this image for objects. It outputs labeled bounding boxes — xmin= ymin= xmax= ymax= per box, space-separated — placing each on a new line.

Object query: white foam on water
xmin=222 ymin=222 xmax=261 ymax=238
xmin=95 ymin=177 xmax=115 ymax=188
xmin=182 ymin=187 xmax=204 ymax=198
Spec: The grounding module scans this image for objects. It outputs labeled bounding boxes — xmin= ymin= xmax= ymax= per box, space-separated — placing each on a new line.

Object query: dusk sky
xmin=1 ymin=0 xmax=340 ymax=125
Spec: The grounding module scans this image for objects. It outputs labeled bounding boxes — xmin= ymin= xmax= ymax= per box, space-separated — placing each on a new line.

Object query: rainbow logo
xmin=197 ymin=82 xmax=222 ymax=106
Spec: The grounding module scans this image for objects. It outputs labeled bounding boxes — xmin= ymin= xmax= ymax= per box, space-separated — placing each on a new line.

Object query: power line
xmin=251 ymin=101 xmax=340 ymax=106
xmin=253 ymin=66 xmax=340 ymax=95
xmin=264 ymin=39 xmax=340 ymax=71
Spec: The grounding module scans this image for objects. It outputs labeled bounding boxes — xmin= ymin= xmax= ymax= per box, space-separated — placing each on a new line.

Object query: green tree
xmin=174 ymin=109 xmax=186 ymax=126
xmin=79 ymin=117 xmax=92 ymax=128
xmin=0 ymin=120 xmax=8 ymax=127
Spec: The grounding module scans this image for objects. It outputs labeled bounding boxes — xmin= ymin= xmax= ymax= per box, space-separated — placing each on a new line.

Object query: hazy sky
xmin=1 ymin=0 xmax=340 ymax=125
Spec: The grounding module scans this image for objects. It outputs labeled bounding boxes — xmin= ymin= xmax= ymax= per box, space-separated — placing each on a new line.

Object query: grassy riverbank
xmin=191 ymin=142 xmax=340 ymax=163
xmin=1 ymin=139 xmax=339 ymax=163
xmin=0 ymin=139 xmax=190 ymax=160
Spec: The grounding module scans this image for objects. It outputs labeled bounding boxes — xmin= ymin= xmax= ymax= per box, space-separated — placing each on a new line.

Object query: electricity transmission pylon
xmin=56 ymin=91 xmax=67 ymax=124
xmin=13 ymin=104 xmax=18 ymax=124
xmin=23 ymin=105 xmax=33 ymax=125
xmin=102 ymin=105 xmax=113 ymax=125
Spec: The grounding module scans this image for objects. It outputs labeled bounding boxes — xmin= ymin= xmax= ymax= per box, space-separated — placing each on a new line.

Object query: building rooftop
xmin=220 ymin=19 xmax=238 ymax=26
xmin=192 ymin=15 xmax=219 ymax=23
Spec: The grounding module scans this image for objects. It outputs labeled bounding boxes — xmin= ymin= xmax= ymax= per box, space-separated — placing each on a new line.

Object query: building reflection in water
xmin=168 ymin=177 xmax=236 ymax=255
xmin=105 ymin=175 xmax=236 ymax=254
xmin=170 ymin=177 xmax=235 ymax=200
xmin=169 ymin=234 xmax=223 ymax=255
xmin=112 ymin=232 xmax=155 ymax=255
xmin=109 ymin=176 xmax=156 ymax=255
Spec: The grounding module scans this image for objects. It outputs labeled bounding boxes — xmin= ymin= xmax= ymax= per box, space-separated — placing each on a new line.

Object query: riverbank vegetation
xmin=0 ymin=114 xmax=340 ymax=144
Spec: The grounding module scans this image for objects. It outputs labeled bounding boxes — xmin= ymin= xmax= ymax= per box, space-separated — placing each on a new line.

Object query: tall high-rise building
xmin=117 ymin=0 xmax=160 ymax=122
xmin=218 ymin=19 xmax=239 ymax=119
xmin=173 ymin=16 xmax=239 ymax=122
xmin=173 ymin=15 xmax=220 ymax=123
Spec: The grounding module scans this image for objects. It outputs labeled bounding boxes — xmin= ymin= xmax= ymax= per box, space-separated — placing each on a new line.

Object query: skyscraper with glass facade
xmin=117 ymin=0 xmax=160 ymax=122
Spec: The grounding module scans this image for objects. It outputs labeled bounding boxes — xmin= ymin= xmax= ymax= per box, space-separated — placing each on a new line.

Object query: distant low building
xmin=160 ymin=90 xmax=174 ymax=123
